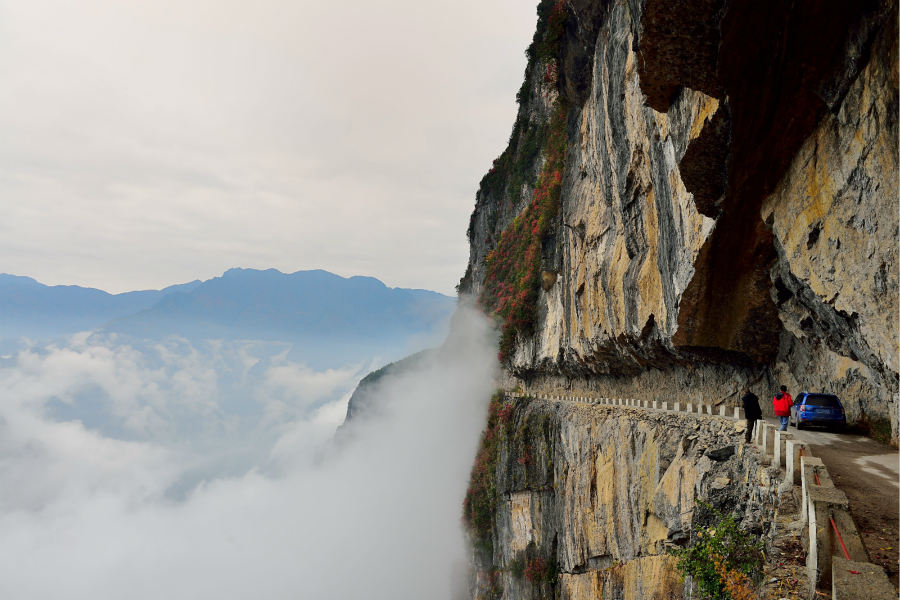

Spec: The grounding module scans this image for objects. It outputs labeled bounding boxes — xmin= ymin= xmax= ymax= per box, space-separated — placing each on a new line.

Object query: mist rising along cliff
xmin=459 ymin=0 xmax=897 ymax=597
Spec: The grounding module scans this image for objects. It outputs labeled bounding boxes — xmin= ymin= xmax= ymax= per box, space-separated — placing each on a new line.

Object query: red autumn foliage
xmin=478 ymin=103 xmax=568 ymax=362
xmin=517 ymin=448 xmax=532 ymax=465
xmin=524 ymin=557 xmax=548 ymax=583
xmin=543 ymin=60 xmax=558 ymax=85
xmin=463 ymin=394 xmax=509 ymax=545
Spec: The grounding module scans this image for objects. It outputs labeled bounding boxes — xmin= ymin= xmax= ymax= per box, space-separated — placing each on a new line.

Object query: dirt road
xmin=761 ymin=417 xmax=899 ymax=585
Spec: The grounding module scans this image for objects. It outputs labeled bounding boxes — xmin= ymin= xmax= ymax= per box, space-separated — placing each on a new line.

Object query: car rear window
xmin=804 ymin=394 xmax=841 ymax=407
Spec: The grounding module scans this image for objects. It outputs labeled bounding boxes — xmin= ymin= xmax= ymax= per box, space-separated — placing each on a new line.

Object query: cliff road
xmin=457 ymin=0 xmax=898 ymax=598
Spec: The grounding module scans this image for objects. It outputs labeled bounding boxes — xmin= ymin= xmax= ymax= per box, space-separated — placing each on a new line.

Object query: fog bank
xmin=0 ymin=305 xmax=496 ymax=598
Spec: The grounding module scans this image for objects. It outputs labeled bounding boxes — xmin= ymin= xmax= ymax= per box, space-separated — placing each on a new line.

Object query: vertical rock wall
xmin=469 ymin=398 xmax=777 ymax=600
xmin=763 ymin=16 xmax=899 ymax=428
xmin=461 ymin=0 xmax=898 ymax=433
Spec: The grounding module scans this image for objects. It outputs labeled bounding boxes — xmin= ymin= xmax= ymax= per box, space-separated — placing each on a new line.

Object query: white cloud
xmin=0 ymin=0 xmax=537 ymax=294
xmin=0 ymin=305 xmax=497 ymax=598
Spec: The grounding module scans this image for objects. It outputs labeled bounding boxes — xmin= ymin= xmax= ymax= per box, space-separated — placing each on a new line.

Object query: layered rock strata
xmin=460 ymin=0 xmax=898 ymax=434
xmin=469 ymin=397 xmax=778 ymax=600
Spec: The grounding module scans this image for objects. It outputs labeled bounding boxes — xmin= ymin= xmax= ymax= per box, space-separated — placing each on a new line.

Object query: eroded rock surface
xmin=461 ymin=0 xmax=898 ymax=432
xmin=470 ymin=398 xmax=777 ymax=600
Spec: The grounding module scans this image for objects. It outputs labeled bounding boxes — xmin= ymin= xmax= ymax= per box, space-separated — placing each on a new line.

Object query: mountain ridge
xmin=0 ymin=268 xmax=456 ymax=351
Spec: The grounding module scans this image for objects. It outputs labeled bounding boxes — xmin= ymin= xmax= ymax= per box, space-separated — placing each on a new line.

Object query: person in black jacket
xmin=741 ymin=388 xmax=762 ymax=443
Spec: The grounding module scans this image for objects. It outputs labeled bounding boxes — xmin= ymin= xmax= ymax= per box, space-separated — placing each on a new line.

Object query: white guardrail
xmin=504 ymin=391 xmax=896 ymax=599
xmin=506 ymin=391 xmax=745 ymax=420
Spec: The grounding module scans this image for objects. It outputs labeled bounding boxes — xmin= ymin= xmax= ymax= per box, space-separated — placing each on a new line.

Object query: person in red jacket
xmin=773 ymin=385 xmax=793 ymax=431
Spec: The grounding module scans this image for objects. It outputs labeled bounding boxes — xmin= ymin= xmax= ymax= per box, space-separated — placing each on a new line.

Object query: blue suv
xmin=790 ymin=392 xmax=846 ymax=430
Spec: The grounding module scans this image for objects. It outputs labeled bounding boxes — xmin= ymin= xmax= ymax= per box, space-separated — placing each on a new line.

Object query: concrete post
xmin=806 ymin=483 xmax=850 ymax=592
xmin=733 ymin=406 xmax=740 ymax=419
xmin=784 ymin=440 xmax=806 ymax=485
xmin=652 ymin=401 xmax=659 ymax=410
xmin=800 ymin=455 xmax=824 ymax=523
xmin=761 ymin=423 xmax=777 ymax=458
xmin=673 ymin=401 xmax=681 ymax=412
xmin=832 ymin=556 xmax=897 ymax=600
xmin=685 ymin=403 xmax=693 ymax=413
xmin=719 ymin=405 xmax=726 ymax=417
xmin=773 ymin=431 xmax=792 ymax=469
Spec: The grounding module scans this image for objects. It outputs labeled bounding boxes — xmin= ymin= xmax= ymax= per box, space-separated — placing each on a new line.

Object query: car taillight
xmin=799 ymin=406 xmax=808 ymax=413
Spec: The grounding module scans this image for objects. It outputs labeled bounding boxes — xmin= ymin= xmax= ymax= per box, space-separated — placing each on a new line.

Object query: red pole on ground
xmin=829 ymin=515 xmax=852 ymax=561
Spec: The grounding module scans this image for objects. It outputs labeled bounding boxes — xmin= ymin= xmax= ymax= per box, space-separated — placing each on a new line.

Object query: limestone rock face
xmin=461 ymin=0 xmax=898 ymax=432
xmin=763 ymin=17 xmax=899 ymax=426
xmin=469 ymin=399 xmax=776 ymax=600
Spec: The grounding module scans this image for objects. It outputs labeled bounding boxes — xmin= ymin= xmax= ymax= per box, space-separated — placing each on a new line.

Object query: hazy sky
xmin=0 ymin=0 xmax=537 ymax=294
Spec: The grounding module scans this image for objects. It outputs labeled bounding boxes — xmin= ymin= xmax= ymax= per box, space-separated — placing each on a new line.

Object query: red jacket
xmin=773 ymin=392 xmax=793 ymax=417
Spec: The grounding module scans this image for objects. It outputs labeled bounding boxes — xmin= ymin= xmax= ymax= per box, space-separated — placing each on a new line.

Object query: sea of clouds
xmin=0 ymin=306 xmax=497 ymax=599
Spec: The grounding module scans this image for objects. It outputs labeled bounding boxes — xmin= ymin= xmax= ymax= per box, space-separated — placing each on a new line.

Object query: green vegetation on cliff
xmin=475 ymin=0 xmax=569 ymax=363
xmin=463 ymin=392 xmax=512 ymax=551
xmin=478 ymin=104 xmax=567 ymax=362
xmin=672 ymin=510 xmax=765 ymax=600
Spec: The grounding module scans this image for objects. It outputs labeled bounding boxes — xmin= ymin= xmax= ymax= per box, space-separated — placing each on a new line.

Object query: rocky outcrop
xmin=763 ymin=15 xmax=899 ymax=427
xmin=341 ymin=350 xmax=432 ymax=425
xmin=461 ymin=0 xmax=898 ymax=434
xmin=469 ymin=397 xmax=778 ymax=599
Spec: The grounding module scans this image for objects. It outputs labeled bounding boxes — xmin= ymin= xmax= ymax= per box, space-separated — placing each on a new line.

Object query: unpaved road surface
xmin=761 ymin=417 xmax=899 ymax=586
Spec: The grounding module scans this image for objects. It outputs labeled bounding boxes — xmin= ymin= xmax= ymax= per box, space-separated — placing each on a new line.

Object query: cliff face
xmin=468 ymin=397 xmax=777 ymax=599
xmin=461 ymin=0 xmax=898 ymax=432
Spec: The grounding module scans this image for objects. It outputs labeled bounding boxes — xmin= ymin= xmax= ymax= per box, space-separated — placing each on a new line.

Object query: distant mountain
xmin=341 ymin=349 xmax=434 ymax=425
xmin=0 ymin=268 xmax=456 ymax=366
xmin=0 ymin=274 xmax=201 ymax=342
xmin=105 ymin=268 xmax=456 ymax=343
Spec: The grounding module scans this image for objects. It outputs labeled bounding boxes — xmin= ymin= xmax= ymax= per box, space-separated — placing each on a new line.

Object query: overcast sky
xmin=0 ymin=0 xmax=537 ymax=294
